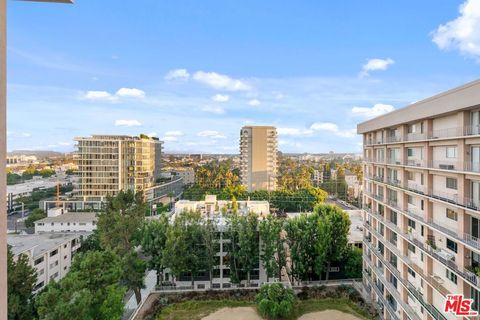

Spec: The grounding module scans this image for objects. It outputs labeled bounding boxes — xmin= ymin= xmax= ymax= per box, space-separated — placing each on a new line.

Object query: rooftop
xmin=36 ymin=212 xmax=97 ymax=224
xmin=357 ymin=79 xmax=480 ymax=133
xmin=8 ymin=232 xmax=88 ymax=258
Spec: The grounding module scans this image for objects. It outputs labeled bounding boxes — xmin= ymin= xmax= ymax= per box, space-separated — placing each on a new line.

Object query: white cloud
xmin=164 ymin=130 xmax=184 ymax=136
xmin=277 ymin=127 xmax=313 ymax=136
xmin=351 ymin=103 xmax=395 ymax=118
xmin=310 ymin=122 xmax=356 ymax=138
xmin=148 ymin=132 xmax=158 ymax=137
xmin=84 ymin=88 xmax=145 ymax=101
xmin=359 ymin=58 xmax=395 ymax=77
xmin=58 ymin=141 xmax=72 ymax=146
xmin=432 ymin=0 xmax=480 ymax=59
xmin=22 ymin=132 xmax=31 ymax=137
xmin=197 ymin=130 xmax=227 ymax=139
xmin=193 ymin=71 xmax=252 ymax=91
xmin=84 ymin=90 xmax=115 ymax=101
xmin=116 ymin=88 xmax=145 ymax=98
xmin=165 ymin=68 xmax=190 ymax=81
xmin=114 ymin=119 xmax=142 ymax=127
xmin=201 ymin=105 xmax=225 ymax=114
xmin=211 ymin=94 xmax=230 ymax=102
xmin=248 ymin=99 xmax=261 ymax=106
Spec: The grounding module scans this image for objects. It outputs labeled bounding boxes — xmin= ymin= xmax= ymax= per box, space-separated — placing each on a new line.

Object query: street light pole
xmin=0 ymin=2 xmax=73 ymax=319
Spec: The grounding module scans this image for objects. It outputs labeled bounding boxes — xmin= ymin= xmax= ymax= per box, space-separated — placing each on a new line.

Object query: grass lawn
xmin=156 ymin=299 xmax=255 ymax=320
xmin=155 ymin=298 xmax=373 ymax=320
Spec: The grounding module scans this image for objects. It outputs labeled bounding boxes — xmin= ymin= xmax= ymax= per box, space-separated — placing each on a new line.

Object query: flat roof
xmin=357 ymin=79 xmax=480 ymax=133
xmin=8 ymin=232 xmax=89 ymax=258
xmin=35 ymin=212 xmax=97 ymax=224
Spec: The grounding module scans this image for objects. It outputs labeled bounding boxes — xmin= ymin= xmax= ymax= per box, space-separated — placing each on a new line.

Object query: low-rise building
xmin=8 ymin=233 xmax=86 ymax=292
xmin=174 ymin=195 xmax=270 ymax=218
xmin=344 ymin=169 xmax=361 ymax=198
xmin=35 ymin=212 xmax=97 ymax=233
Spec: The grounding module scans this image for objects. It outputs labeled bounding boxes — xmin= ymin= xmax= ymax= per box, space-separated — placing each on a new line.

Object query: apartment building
xmin=240 ymin=126 xmax=278 ymax=192
xmin=35 ymin=212 xmax=97 ymax=233
xmin=8 ymin=233 xmax=85 ymax=292
xmin=358 ymin=80 xmax=480 ymax=320
xmin=75 ymin=135 xmax=163 ymax=201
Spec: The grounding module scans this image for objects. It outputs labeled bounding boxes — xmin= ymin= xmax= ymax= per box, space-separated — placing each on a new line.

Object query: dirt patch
xmin=298 ymin=309 xmax=362 ymax=320
xmin=201 ymin=307 xmax=263 ymax=320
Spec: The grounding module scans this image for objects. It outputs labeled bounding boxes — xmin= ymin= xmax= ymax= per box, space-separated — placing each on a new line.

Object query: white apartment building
xmin=240 ymin=126 xmax=278 ymax=192
xmin=358 ymin=80 xmax=480 ymax=320
xmin=35 ymin=212 xmax=97 ymax=233
xmin=8 ymin=233 xmax=85 ymax=292
xmin=170 ymin=195 xmax=270 ymax=289
xmin=75 ymin=135 xmax=163 ymax=202
xmin=345 ymin=169 xmax=361 ymax=198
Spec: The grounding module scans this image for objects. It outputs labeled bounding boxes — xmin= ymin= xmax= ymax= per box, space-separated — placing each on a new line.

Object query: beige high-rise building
xmin=240 ymin=126 xmax=278 ymax=192
xmin=75 ymin=135 xmax=163 ymax=201
xmin=358 ymin=80 xmax=480 ymax=320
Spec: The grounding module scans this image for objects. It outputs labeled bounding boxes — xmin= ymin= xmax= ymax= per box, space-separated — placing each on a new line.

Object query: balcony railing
xmin=365 ymin=174 xmax=480 ymax=212
xmin=364 ymin=205 xmax=480 ymax=289
xmin=364 ymin=240 xmax=447 ymax=320
xmin=364 ymin=252 xmax=420 ymax=320
xmin=363 ymin=271 xmax=400 ymax=320
xmin=365 ymin=157 xmax=480 ymax=174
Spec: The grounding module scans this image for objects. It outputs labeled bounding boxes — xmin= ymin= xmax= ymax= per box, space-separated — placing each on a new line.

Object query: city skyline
xmin=7 ymin=0 xmax=480 ymax=154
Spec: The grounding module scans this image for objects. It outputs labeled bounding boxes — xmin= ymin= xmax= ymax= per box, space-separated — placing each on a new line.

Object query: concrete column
xmin=0 ymin=1 xmax=6 ymax=319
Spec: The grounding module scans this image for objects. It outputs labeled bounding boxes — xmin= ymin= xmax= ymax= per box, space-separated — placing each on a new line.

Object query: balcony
xmin=365 ymin=157 xmax=480 ymax=175
xmin=363 ymin=271 xmax=400 ymax=320
xmin=364 ymin=240 xmax=448 ymax=320
xmin=364 ymin=206 xmax=480 ymax=289
xmin=365 ymin=175 xmax=480 ymax=213
xmin=364 ymin=253 xmax=420 ymax=320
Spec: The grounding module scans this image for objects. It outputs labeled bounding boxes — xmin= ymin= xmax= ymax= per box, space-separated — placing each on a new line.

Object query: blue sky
xmin=7 ymin=0 xmax=480 ymax=153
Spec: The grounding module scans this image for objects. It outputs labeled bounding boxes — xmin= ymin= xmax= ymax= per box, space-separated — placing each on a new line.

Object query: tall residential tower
xmin=75 ymin=135 xmax=163 ymax=201
xmin=239 ymin=126 xmax=278 ymax=192
xmin=358 ymin=80 xmax=480 ymax=320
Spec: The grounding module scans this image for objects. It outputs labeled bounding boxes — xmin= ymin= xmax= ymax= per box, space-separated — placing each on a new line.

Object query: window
xmin=446 ymin=177 xmax=458 ymax=190
xmin=420 ymin=174 xmax=424 ymax=185
xmin=408 ymin=268 xmax=416 ymax=278
xmin=421 ymin=200 xmax=424 ymax=210
xmin=408 ymin=219 xmax=416 ymax=229
xmin=447 ymin=238 xmax=458 ymax=253
xmin=446 ymin=208 xmax=458 ymax=221
xmin=407 ymin=148 xmax=414 ymax=157
xmin=408 ymin=243 xmax=416 ymax=253
xmin=408 ymin=195 xmax=414 ymax=205
xmin=446 ymin=269 xmax=457 ymax=284
xmin=49 ymin=249 xmax=58 ymax=257
xmin=390 ymin=211 xmax=397 ymax=225
xmin=34 ymin=257 xmax=44 ymax=265
xmin=446 ymin=147 xmax=457 ymax=158
xmin=407 ymin=171 xmax=414 ymax=181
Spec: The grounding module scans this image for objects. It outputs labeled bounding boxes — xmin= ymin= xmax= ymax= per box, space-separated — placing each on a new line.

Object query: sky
xmin=6 ymin=0 xmax=480 ymax=154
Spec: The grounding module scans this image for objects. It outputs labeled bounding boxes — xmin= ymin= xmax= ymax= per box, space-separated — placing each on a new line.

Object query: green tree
xmin=162 ymin=211 xmax=206 ymax=286
xmin=259 ymin=215 xmax=287 ymax=282
xmin=97 ymin=190 xmax=146 ymax=255
xmin=36 ymin=250 xmax=125 ymax=320
xmin=140 ymin=216 xmax=169 ymax=285
xmin=202 ymin=217 xmax=218 ymax=287
xmin=8 ymin=246 xmax=37 ymax=320
xmin=121 ymin=251 xmax=146 ymax=305
xmin=25 ymin=208 xmax=46 ymax=229
xmin=237 ymin=212 xmax=259 ymax=286
xmin=96 ymin=190 xmax=147 ymax=305
xmin=344 ymin=246 xmax=362 ymax=279
xmin=255 ymin=283 xmax=295 ymax=319
xmin=314 ymin=204 xmax=351 ymax=280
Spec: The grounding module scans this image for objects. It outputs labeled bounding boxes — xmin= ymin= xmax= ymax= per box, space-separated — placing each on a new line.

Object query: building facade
xmin=75 ymin=135 xmax=163 ymax=201
xmin=35 ymin=212 xmax=97 ymax=233
xmin=358 ymin=80 xmax=480 ymax=320
xmin=8 ymin=233 xmax=85 ymax=293
xmin=239 ymin=126 xmax=278 ymax=192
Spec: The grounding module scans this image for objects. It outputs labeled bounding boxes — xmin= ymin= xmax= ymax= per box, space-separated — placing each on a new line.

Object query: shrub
xmin=255 ymin=283 xmax=295 ymax=319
